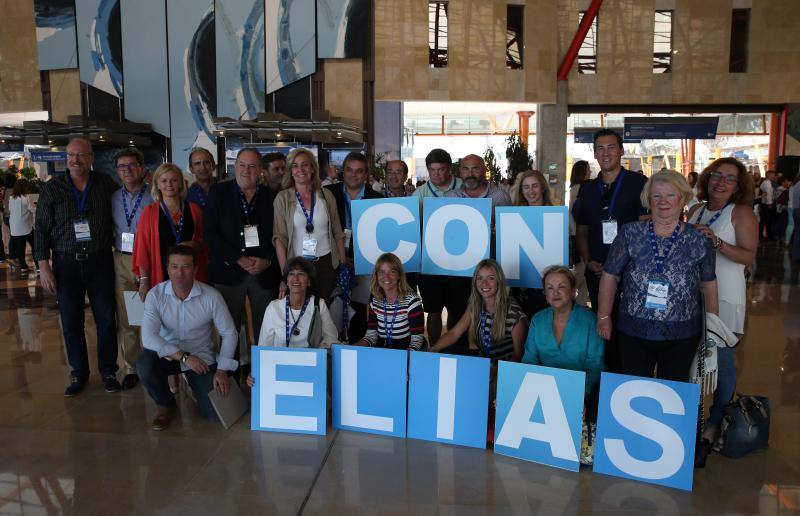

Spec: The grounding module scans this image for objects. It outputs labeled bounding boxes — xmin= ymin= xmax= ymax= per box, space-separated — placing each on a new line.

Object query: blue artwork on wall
xmin=75 ymin=0 xmax=123 ymax=97
xmin=34 ymin=0 xmax=78 ymax=70
xmin=316 ymin=0 xmax=367 ymax=58
xmin=265 ymin=0 xmax=317 ymax=94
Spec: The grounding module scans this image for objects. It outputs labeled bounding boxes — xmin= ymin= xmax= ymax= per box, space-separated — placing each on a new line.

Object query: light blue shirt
xmin=412 ymin=176 xmax=463 ymax=205
xmin=142 ymin=280 xmax=239 ymax=372
xmin=111 ymin=184 xmax=154 ymax=250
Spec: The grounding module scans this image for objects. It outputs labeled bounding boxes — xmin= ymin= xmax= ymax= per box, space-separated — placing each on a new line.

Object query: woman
xmin=133 ymin=163 xmax=207 ymax=301
xmin=8 ymin=179 xmax=36 ymax=273
xmin=510 ymin=170 xmax=553 ymax=318
xmin=688 ymin=158 xmax=757 ymax=462
xmin=568 ymin=161 xmax=591 ymax=306
xmin=357 ymin=253 xmax=424 ymax=350
xmin=430 ymin=259 xmax=527 ymax=363
xmin=597 ymin=170 xmax=718 ymax=382
xmin=522 ymin=265 xmax=604 ymax=405
xmin=2 ymin=173 xmax=17 ymax=263
xmin=273 ymin=148 xmax=346 ymax=302
xmin=257 ymin=257 xmax=338 ymax=348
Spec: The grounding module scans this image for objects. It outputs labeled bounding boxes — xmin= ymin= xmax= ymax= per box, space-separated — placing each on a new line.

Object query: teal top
xmin=522 ymin=305 xmax=605 ymax=394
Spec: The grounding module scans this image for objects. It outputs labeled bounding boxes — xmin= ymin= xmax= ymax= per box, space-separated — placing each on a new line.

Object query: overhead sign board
xmin=623 ymin=117 xmax=719 ymax=140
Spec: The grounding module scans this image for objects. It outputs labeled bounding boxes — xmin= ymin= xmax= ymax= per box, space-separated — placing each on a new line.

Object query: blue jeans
xmin=136 ymin=349 xmax=219 ymax=421
xmin=708 ymin=346 xmax=736 ymax=427
xmin=53 ymin=251 xmax=118 ymax=379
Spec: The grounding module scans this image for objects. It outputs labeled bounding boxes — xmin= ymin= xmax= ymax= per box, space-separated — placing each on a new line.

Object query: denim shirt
xmin=603 ymin=221 xmax=716 ymax=341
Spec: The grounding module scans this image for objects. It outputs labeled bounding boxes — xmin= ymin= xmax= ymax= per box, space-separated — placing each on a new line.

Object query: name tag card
xmin=645 ymin=280 xmax=669 ymax=310
xmin=74 ymin=219 xmax=91 ymax=242
xmin=120 ymin=232 xmax=135 ymax=253
xmin=244 ymin=225 xmax=260 ymax=248
xmin=302 ymin=237 xmax=318 ymax=258
xmin=602 ymin=220 xmax=618 ymax=245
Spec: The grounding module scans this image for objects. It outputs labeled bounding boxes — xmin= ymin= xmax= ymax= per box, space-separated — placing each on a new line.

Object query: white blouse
xmin=9 ymin=194 xmax=36 ymax=236
xmin=291 ymin=192 xmax=332 ymax=259
xmin=258 ymin=295 xmax=338 ymax=348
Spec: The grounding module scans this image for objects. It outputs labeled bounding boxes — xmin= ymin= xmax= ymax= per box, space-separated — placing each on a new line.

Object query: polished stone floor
xmin=1 ymin=244 xmax=799 ymax=515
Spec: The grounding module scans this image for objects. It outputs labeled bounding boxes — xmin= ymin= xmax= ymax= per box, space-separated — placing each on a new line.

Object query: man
xmin=572 ymin=129 xmax=647 ymax=372
xmin=325 ymin=151 xmax=384 ymax=342
xmin=262 ymin=152 xmax=286 ymax=194
xmin=412 ymin=149 xmax=467 ymax=348
xmin=759 ymin=169 xmax=777 ymax=241
xmin=138 ymin=245 xmax=238 ymax=430
xmin=110 ymin=148 xmax=155 ymax=390
xmin=385 ymin=160 xmax=409 ymax=198
xmin=321 ymin=164 xmax=339 ymax=186
xmin=204 ymin=148 xmax=279 ymax=355
xmin=186 ymin=147 xmax=217 ymax=207
xmin=369 ymin=172 xmax=384 ymax=193
xmin=35 ymin=137 xmax=121 ymax=396
xmin=446 ymin=154 xmax=512 ymax=207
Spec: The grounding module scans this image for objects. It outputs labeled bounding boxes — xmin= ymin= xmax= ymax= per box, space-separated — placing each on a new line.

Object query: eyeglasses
xmin=66 ymin=152 xmax=93 ymax=159
xmin=116 ymin=163 xmax=141 ymax=171
xmin=709 ymin=172 xmax=738 ymax=185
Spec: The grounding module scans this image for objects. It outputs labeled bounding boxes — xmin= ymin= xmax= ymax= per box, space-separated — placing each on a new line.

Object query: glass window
xmin=506 ymin=5 xmax=524 ymax=70
xmin=429 ymin=1 xmax=449 ymax=68
xmin=729 ymin=9 xmax=750 ymax=73
xmin=578 ymin=11 xmax=598 ymax=74
xmin=653 ymin=10 xmax=673 ymax=73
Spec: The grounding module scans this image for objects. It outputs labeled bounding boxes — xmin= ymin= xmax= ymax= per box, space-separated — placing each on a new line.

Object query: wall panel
xmin=75 ymin=0 xmax=123 ymax=98
xmin=34 ymin=0 xmax=78 ymax=70
xmin=0 ymin=0 xmax=42 ymax=112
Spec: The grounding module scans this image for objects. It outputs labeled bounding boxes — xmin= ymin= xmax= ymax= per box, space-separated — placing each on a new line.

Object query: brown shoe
xmin=151 ymin=406 xmax=174 ymax=431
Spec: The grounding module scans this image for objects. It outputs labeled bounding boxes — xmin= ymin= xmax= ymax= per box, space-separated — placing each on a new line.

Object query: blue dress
xmin=522 ymin=305 xmax=605 ymax=394
xmin=603 ymin=221 xmax=716 ymax=341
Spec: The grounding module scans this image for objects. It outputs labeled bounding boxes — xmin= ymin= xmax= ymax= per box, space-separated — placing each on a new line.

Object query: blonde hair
xmin=151 ymin=163 xmax=187 ymax=202
xmin=282 ymin=148 xmax=321 ymax=191
xmin=467 ymin=259 xmax=510 ymax=348
xmin=369 ymin=253 xmax=412 ymax=301
xmin=513 ymin=169 xmax=553 ymax=206
xmin=640 ymin=169 xmax=693 ymax=209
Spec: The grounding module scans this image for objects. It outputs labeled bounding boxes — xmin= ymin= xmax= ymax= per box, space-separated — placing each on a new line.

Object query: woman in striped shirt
xmin=357 ymin=253 xmax=425 ymax=350
xmin=430 ymin=259 xmax=528 ymax=362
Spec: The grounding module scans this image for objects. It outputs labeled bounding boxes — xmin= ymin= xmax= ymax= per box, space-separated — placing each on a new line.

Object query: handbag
xmin=717 ymin=394 xmax=770 ymax=459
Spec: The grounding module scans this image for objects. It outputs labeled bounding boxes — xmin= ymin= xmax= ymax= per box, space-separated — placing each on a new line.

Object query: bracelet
xmin=599 ymin=315 xmax=610 ymax=320
xmin=713 ymin=236 xmax=723 ymax=250
xmin=139 ymin=276 xmax=149 ymax=280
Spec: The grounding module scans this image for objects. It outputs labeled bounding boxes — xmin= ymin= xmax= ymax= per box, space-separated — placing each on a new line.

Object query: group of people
xmin=0 ymin=173 xmax=38 ymax=273
xmin=31 ymin=131 xmax=763 ymax=466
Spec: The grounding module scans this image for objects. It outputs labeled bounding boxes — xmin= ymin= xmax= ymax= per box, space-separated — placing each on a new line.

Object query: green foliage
xmin=20 ymin=167 xmax=37 ymax=180
xmin=484 ymin=147 xmax=501 ymax=184
xmin=370 ymin=152 xmax=387 ymax=181
xmin=505 ymin=131 xmax=533 ymax=184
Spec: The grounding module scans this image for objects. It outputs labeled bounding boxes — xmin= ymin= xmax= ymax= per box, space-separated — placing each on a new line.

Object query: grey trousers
xmin=215 ymin=274 xmax=275 ymax=349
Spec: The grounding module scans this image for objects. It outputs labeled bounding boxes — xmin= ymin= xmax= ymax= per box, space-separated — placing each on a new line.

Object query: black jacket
xmin=204 ymin=179 xmax=279 ymax=288
xmin=324 ymin=182 xmax=384 ymax=258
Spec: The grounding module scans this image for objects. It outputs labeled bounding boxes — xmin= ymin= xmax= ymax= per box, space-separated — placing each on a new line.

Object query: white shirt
xmin=760 ymin=180 xmax=774 ymax=205
xmin=258 ymin=295 xmax=338 ymax=348
xmin=142 ymin=280 xmax=239 ymax=371
xmin=9 ymin=194 xmax=36 ymax=236
xmin=789 ymin=182 xmax=800 ymax=210
xmin=292 ymin=192 xmax=332 ymax=258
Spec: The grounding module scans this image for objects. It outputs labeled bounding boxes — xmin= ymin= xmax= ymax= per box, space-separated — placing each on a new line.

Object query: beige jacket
xmin=272 ymin=187 xmax=345 ymax=268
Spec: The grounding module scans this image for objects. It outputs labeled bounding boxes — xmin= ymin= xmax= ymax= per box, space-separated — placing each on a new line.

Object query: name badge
xmin=244 ymin=225 xmax=260 ymax=248
xmin=343 ymin=228 xmax=353 ymax=249
xmin=602 ymin=219 xmax=618 ymax=245
xmin=74 ymin=219 xmax=92 ymax=242
xmin=302 ymin=237 xmax=318 ymax=259
xmin=645 ymin=280 xmax=669 ymax=310
xmin=120 ymin=232 xmax=135 ymax=253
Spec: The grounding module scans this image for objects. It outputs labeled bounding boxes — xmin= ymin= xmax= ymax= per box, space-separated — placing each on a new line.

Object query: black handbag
xmin=718 ymin=394 xmax=770 ymax=459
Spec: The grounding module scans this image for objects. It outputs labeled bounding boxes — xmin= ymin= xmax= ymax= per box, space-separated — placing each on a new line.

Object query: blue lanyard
xmin=160 ymin=201 xmax=185 ymax=244
xmin=427 ymin=177 xmax=455 ymax=198
xmin=648 ymin=220 xmax=681 ymax=276
xmin=295 ymin=190 xmax=316 ymax=233
xmin=697 ymin=203 xmax=727 ymax=228
xmin=342 ymin=183 xmax=365 ymax=229
xmin=67 ymin=174 xmax=92 ymax=217
xmin=121 ymin=186 xmax=146 ymax=230
xmin=478 ymin=310 xmax=493 ymax=355
xmin=285 ymin=297 xmax=310 ymax=344
xmin=236 ymin=182 xmax=259 ymax=224
xmin=383 ymin=298 xmax=399 ymax=347
xmin=192 ymin=185 xmax=208 ymax=208
xmin=597 ymin=171 xmax=625 ymax=220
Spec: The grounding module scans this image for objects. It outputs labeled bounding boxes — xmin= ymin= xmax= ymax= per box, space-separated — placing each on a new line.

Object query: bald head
xmin=459 ymin=154 xmax=487 ymax=192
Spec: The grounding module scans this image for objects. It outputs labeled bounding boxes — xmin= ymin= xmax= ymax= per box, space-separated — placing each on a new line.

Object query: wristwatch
xmin=181 ymin=352 xmax=191 ymax=364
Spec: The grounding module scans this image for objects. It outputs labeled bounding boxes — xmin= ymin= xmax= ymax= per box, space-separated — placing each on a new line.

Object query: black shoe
xmin=694 ymin=438 xmax=713 ymax=468
xmin=103 ymin=375 xmax=122 ymax=393
xmin=121 ymin=373 xmax=139 ymax=390
xmin=64 ymin=376 xmax=87 ymax=397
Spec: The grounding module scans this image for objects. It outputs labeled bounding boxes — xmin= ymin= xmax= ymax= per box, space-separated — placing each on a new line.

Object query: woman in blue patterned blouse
xmin=597 ymin=170 xmax=719 ymax=381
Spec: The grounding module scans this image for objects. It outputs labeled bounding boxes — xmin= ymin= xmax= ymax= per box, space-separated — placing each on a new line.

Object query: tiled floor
xmin=1 ymin=244 xmax=799 ymax=515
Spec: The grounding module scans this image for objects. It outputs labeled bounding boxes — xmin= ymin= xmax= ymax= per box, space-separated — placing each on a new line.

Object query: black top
xmin=34 ymin=171 xmax=119 ymax=260
xmin=324 ymin=182 xmax=384 ymax=258
xmin=204 ymin=179 xmax=279 ymax=288
xmin=158 ymin=201 xmax=195 ymax=281
xmin=571 ymin=169 xmax=648 ymax=264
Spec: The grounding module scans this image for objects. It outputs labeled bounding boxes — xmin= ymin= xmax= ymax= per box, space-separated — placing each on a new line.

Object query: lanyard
xmin=121 ymin=186 xmax=146 ymax=230
xmin=427 ymin=177 xmax=455 ymax=198
xmin=161 ymin=201 xmax=185 ymax=244
xmin=597 ymin=171 xmax=625 ymax=220
xmin=648 ymin=220 xmax=682 ymax=276
xmin=236 ymin=182 xmax=259 ymax=224
xmin=192 ymin=185 xmax=208 ymax=208
xmin=285 ymin=297 xmax=310 ymax=344
xmin=342 ymin=183 xmax=365 ymax=229
xmin=697 ymin=203 xmax=728 ymax=228
xmin=478 ymin=310 xmax=494 ymax=355
xmin=295 ymin=190 xmax=316 ymax=233
xmin=67 ymin=174 xmax=92 ymax=216
xmin=383 ymin=298 xmax=399 ymax=347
